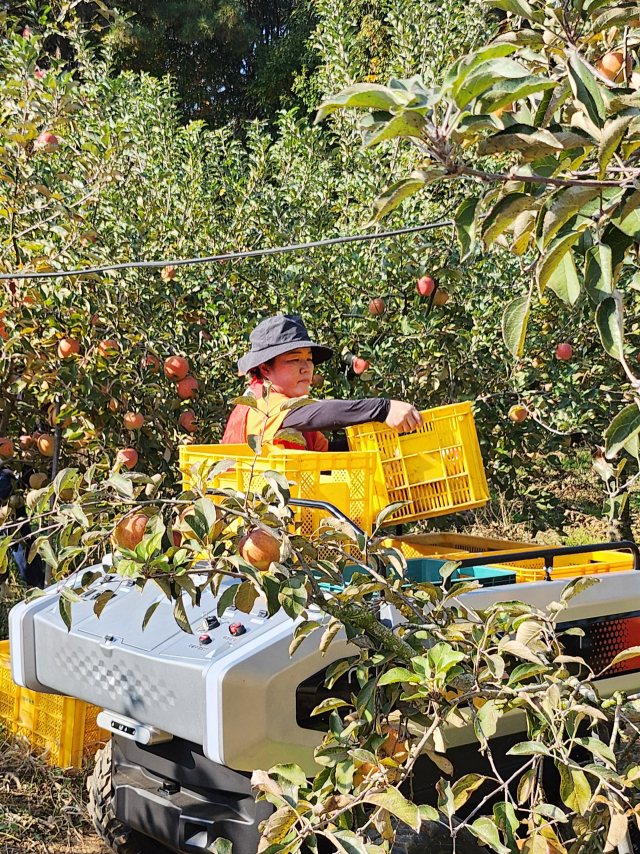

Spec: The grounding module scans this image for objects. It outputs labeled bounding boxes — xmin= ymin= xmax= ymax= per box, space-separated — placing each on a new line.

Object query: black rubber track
xmin=87 ymin=740 xmax=167 ymax=854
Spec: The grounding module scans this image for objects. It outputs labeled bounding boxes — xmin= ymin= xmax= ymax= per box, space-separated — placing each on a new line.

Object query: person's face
xmin=259 ymin=347 xmax=314 ymax=397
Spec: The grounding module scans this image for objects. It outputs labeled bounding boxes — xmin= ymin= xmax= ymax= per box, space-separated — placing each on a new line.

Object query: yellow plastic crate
xmin=179 ymin=443 xmax=378 ymax=545
xmin=382 ymin=536 xmax=634 ymax=583
xmin=346 ymin=402 xmax=490 ymax=524
xmin=0 ymin=641 xmax=107 ymax=767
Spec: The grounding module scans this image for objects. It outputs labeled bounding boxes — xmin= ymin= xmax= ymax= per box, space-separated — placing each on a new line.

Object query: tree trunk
xmin=608 ymin=488 xmax=635 ymax=543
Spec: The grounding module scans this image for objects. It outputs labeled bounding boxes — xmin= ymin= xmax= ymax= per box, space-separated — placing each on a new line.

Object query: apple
xmin=556 ymin=343 xmax=573 ymax=361
xmin=368 ymin=297 xmax=386 ymax=316
xmin=177 ymin=376 xmax=198 ymax=399
xmin=161 ymin=265 xmax=176 ymax=280
xmin=36 ymin=131 xmax=59 ymax=150
xmin=178 ymin=410 xmax=197 ymax=433
xmin=417 ymin=276 xmax=435 ymax=297
xmin=19 ymin=435 xmax=35 ymax=450
xmin=164 ymin=355 xmax=189 ymax=381
xmin=80 ymin=231 xmax=97 ymax=247
xmin=0 ymin=438 xmax=14 ymax=459
xmin=34 ymin=68 xmax=45 ymax=80
xmin=29 ymin=472 xmax=48 ymax=489
xmin=311 ymin=373 xmax=324 ymax=388
xmin=123 ymin=412 xmax=144 ymax=430
xmin=433 ymin=289 xmax=449 ymax=306
xmin=37 ymin=434 xmax=55 ymax=456
xmin=108 ymin=398 xmax=119 ymax=413
xmin=509 ymin=405 xmax=528 ymax=423
xmin=141 ymin=353 xmax=160 ymax=372
xmin=353 ymin=357 xmax=370 ymax=375
xmin=57 ymin=337 xmax=80 ymax=359
xmin=116 ymin=448 xmax=138 ymax=469
xmin=98 ymin=339 xmax=119 ymax=358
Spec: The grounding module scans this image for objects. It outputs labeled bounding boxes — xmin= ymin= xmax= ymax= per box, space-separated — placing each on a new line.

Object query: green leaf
xmin=469 ymin=817 xmax=510 ymax=854
xmin=568 ymin=53 xmax=606 ymax=129
xmin=482 ymin=193 xmax=537 ymax=246
xmin=455 ymin=196 xmax=479 ymax=260
xmin=559 ymin=765 xmax=591 ymax=814
xmin=584 ymin=243 xmax=613 ymax=304
xmin=363 ymin=788 xmax=421 ymax=832
xmin=218 ymin=583 xmax=240 ymax=617
xmin=93 ymin=590 xmax=115 ymax=618
xmin=37 ymin=539 xmax=59 ymax=569
xmin=560 ymin=575 xmax=601 ymax=602
xmin=378 ymin=667 xmax=420 ymax=685
xmin=260 ymin=804 xmax=299 ymax=845
xmin=541 ymin=186 xmax=600 ymax=248
xmin=454 ymin=58 xmax=529 ymax=110
xmin=485 ymin=0 xmax=544 ymax=21
xmin=474 ymin=699 xmax=501 ymax=744
xmin=502 ymin=294 xmax=531 ymax=358
xmin=427 ymin=642 xmax=465 ymax=676
xmin=107 ymin=472 xmax=135 ymax=499
xmin=173 ymin=595 xmax=193 ymax=634
xmin=419 ymin=804 xmax=439 ymax=822
xmin=311 ymin=697 xmax=350 ymax=716
xmin=59 ymin=595 xmax=72 ymax=631
xmin=605 ymin=402 xmax=640 ymax=458
xmin=208 ymin=839 xmax=232 ymax=854
xmin=315 ymin=83 xmax=401 ymax=123
xmin=445 ymin=43 xmax=518 ymax=94
xmin=478 ymin=125 xmax=581 ymax=159
xmin=142 ymin=600 xmax=161 ymax=631
xmin=536 ymin=232 xmax=580 ymax=302
xmin=263 ymin=469 xmax=291 ymax=506
xmin=598 ymin=114 xmax=633 ymax=177
xmin=369 ymin=175 xmax=439 ymax=223
xmin=577 ymin=737 xmax=616 ymax=767
xmin=247 ymin=433 xmax=262 ymax=455
xmin=507 ymin=741 xmax=553 ymax=757
xmin=329 ymin=830 xmax=369 ymax=854
xmin=374 ymin=501 xmax=410 ymax=530
xmin=595 ymin=294 xmax=624 ymax=360
xmin=278 ymin=576 xmax=307 ymax=619
xmin=479 ymin=76 xmax=557 ymax=114
xmin=591 ymin=5 xmax=640 ymax=32
xmin=268 ymin=764 xmax=308 ymax=786
xmin=533 ymin=803 xmax=568 ymax=823
xmin=452 ymin=774 xmax=487 ymax=809
xmin=362 ymin=110 xmax=426 ymax=147
xmin=612 ymin=189 xmax=640 ymax=239
xmin=507 ymin=663 xmax=550 ymax=684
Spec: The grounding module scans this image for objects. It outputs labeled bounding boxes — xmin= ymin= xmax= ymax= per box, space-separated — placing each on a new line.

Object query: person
xmin=0 ymin=465 xmax=45 ymax=589
xmin=222 ymin=314 xmax=423 ymax=450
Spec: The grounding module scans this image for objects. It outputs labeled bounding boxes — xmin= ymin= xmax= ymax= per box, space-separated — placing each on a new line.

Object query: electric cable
xmin=0 ymin=219 xmax=453 ymax=280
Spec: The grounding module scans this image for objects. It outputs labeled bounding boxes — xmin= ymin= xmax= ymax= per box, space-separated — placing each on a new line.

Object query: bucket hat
xmin=237 ymin=314 xmax=333 ymax=376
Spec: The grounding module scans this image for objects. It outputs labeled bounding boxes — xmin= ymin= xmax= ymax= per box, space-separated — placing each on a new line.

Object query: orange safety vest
xmin=221 ymin=379 xmax=329 ymax=451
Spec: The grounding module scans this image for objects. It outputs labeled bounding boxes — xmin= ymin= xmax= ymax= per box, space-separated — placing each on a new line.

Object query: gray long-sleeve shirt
xmin=282 ymin=398 xmax=390 ymax=432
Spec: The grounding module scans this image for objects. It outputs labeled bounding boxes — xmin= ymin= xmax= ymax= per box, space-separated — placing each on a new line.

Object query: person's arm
xmin=283 ymin=398 xmax=391 ymax=432
xmin=283 ymin=399 xmax=424 ymax=433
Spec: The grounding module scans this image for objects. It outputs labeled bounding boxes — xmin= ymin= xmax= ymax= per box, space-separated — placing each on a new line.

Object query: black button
xmin=229 ymin=622 xmax=246 ymax=636
xmin=205 ymin=615 xmax=220 ymax=629
xmin=199 ymin=634 xmax=212 ymax=645
xmin=257 ymin=609 xmax=268 ymax=619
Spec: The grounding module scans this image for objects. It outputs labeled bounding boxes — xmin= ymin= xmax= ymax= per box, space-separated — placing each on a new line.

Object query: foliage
xmin=8 ymin=406 xmax=640 ymax=852
xmin=316 ymin=0 xmax=640 ymax=501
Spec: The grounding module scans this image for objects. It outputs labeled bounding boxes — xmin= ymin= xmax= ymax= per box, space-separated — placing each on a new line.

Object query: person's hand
xmin=385 ymin=400 xmax=423 ymax=433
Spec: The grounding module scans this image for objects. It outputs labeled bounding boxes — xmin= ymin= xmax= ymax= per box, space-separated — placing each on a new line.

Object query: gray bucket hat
xmin=237 ymin=314 xmax=333 ymax=376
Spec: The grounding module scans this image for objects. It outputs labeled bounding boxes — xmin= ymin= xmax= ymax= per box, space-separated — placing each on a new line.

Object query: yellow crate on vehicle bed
xmin=0 ymin=641 xmax=107 ymax=768
xmin=346 ymin=401 xmax=490 ymax=524
xmin=382 ymin=536 xmax=635 ymax=583
xmin=179 ymin=443 xmax=378 ymax=541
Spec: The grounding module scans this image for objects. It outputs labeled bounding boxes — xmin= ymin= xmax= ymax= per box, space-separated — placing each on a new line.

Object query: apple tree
xmin=315 ymin=0 xmax=640 ymax=534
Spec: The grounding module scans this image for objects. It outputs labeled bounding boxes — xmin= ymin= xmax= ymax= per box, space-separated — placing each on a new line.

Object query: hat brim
xmin=238 ymin=341 xmax=333 ymax=376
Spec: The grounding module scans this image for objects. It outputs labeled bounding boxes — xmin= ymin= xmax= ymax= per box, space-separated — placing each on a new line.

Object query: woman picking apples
xmin=222 ymin=315 xmax=422 ymax=450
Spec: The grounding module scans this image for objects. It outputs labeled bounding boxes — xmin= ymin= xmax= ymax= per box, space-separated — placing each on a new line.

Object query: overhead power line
xmin=0 ymin=219 xmax=454 ymax=281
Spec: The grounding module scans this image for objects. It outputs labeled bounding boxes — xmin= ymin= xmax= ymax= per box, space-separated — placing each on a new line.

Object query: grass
xmin=0 ymin=728 xmax=105 ymax=854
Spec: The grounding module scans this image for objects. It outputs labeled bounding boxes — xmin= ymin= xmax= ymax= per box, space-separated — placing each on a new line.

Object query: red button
xmin=199 ymin=634 xmax=212 ymax=644
xmin=229 ymin=622 xmax=246 ymax=636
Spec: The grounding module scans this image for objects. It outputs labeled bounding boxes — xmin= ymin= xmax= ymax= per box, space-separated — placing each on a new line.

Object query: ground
xmin=0 ymin=732 xmax=108 ymax=854
xmin=1 ymin=448 xmax=639 ymax=852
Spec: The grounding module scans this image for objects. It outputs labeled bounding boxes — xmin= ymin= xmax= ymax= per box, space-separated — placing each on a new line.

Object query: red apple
xmin=417 ymin=276 xmax=435 ymax=297
xmin=57 ymin=337 xmax=80 ymax=359
xmin=178 ymin=410 xmax=197 ymax=433
xmin=556 ymin=343 xmax=573 ymax=361
xmin=368 ymin=297 xmax=386 ymax=316
xmin=34 ymin=68 xmax=45 ymax=80
xmin=123 ymin=412 xmax=144 ymax=430
xmin=353 ymin=357 xmax=370 ymax=375
xmin=116 ymin=448 xmax=139 ymax=469
xmin=36 ymin=131 xmax=59 ymax=150
xmin=0 ymin=438 xmax=14 ymax=459
xmin=177 ymin=376 xmax=198 ymax=399
xmin=161 ymin=265 xmax=176 ymax=280
xmin=164 ymin=355 xmax=189 ymax=381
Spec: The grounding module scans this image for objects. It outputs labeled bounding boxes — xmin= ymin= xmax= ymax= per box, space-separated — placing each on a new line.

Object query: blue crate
xmin=334 ymin=558 xmax=515 ymax=589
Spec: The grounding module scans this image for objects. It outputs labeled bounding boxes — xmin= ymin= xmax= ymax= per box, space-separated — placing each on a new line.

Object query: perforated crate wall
xmin=346 ymin=401 xmax=490 ymax=524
